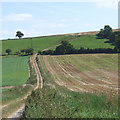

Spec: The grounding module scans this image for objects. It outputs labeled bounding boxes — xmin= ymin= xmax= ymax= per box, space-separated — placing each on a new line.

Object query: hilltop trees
xmin=97 ymin=25 xmax=112 ymax=39
xmin=6 ymin=49 xmax=12 ymax=55
xmin=16 ymin=31 xmax=24 ymax=39
xmin=96 ymin=25 xmax=120 ymax=51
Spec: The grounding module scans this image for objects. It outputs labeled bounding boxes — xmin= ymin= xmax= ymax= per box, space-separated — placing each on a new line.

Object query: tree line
xmin=5 ymin=48 xmax=34 ymax=56
xmin=38 ymin=25 xmax=120 ymax=55
xmin=38 ymin=40 xmax=118 ymax=55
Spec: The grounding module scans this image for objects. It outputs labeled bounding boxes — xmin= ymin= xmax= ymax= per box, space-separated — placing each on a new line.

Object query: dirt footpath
xmin=2 ymin=53 xmax=43 ymax=119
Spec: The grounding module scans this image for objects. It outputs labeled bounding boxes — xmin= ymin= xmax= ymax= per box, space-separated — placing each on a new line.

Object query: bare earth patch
xmin=0 ymin=86 xmax=15 ymax=89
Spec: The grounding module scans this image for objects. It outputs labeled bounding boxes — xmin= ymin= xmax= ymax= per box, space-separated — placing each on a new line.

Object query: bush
xmin=25 ymin=48 xmax=34 ymax=55
xmin=15 ymin=51 xmax=21 ymax=55
xmin=38 ymin=50 xmax=41 ymax=55
xmin=6 ymin=49 xmax=12 ymax=55
xmin=54 ymin=40 xmax=75 ymax=55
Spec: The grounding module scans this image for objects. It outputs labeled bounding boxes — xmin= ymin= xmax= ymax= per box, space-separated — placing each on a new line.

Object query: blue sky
xmin=0 ymin=1 xmax=118 ymax=40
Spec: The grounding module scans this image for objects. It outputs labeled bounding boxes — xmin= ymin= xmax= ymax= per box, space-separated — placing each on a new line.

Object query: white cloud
xmin=2 ymin=13 xmax=33 ymax=22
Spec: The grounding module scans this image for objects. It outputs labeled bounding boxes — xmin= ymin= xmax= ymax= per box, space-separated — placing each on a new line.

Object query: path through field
xmin=2 ymin=53 xmax=43 ymax=119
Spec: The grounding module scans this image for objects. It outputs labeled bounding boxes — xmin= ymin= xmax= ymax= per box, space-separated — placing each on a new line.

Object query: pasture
xmin=2 ymin=56 xmax=29 ymax=87
xmin=70 ymin=35 xmax=114 ymax=49
xmin=2 ymin=35 xmax=76 ymax=54
xmin=2 ymin=35 xmax=114 ymax=54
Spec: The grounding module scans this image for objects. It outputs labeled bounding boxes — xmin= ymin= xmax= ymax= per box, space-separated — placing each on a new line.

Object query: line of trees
xmin=38 ymin=40 xmax=119 ymax=55
xmin=5 ymin=48 xmax=34 ymax=56
xmin=38 ymin=25 xmax=119 ymax=55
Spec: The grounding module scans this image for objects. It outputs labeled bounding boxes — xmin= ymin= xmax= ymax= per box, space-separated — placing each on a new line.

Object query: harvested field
xmin=41 ymin=54 xmax=118 ymax=97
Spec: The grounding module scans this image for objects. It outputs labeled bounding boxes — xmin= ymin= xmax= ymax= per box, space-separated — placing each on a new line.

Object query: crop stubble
xmin=42 ymin=54 xmax=118 ymax=97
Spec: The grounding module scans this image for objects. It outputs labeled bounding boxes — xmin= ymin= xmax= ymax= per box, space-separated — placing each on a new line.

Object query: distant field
xmin=2 ymin=35 xmax=76 ymax=54
xmin=70 ymin=35 xmax=114 ymax=49
xmin=42 ymin=54 xmax=118 ymax=96
xmin=50 ymin=35 xmax=114 ymax=51
xmin=2 ymin=56 xmax=29 ymax=87
xmin=2 ymin=35 xmax=114 ymax=54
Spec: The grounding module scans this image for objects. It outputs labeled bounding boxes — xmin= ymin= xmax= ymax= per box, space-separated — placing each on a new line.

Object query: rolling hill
xmin=2 ymin=29 xmax=118 ymax=55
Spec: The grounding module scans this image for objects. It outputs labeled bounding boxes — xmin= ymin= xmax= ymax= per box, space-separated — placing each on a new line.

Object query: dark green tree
xmin=25 ymin=48 xmax=34 ymax=55
xmin=6 ymin=49 xmax=11 ymax=55
xmin=55 ymin=41 xmax=74 ymax=55
xmin=114 ymin=32 xmax=120 ymax=52
xmin=16 ymin=31 xmax=24 ymax=39
xmin=97 ymin=25 xmax=112 ymax=39
xmin=20 ymin=49 xmax=25 ymax=55
xmin=38 ymin=50 xmax=41 ymax=55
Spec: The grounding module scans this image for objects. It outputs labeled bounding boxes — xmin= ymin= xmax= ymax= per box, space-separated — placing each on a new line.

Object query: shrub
xmin=6 ymin=49 xmax=12 ymax=55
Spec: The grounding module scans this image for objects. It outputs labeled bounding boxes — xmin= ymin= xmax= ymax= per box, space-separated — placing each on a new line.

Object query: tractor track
xmin=2 ymin=53 xmax=43 ymax=119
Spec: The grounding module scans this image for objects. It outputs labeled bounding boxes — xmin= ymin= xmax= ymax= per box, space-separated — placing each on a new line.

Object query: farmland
xmin=2 ymin=56 xmax=29 ymax=87
xmin=2 ymin=35 xmax=114 ymax=55
xmin=23 ymin=54 xmax=118 ymax=118
xmin=70 ymin=35 xmax=114 ymax=49
xmin=42 ymin=54 xmax=118 ymax=96
xmin=2 ymin=35 xmax=76 ymax=54
xmin=1 ymin=33 xmax=118 ymax=118
xmin=2 ymin=55 xmax=37 ymax=118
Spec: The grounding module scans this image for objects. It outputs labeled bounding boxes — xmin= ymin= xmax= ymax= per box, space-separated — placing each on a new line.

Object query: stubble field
xmin=42 ymin=54 xmax=118 ymax=97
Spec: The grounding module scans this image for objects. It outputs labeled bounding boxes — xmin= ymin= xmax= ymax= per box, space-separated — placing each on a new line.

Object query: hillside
xmin=2 ymin=36 xmax=76 ymax=54
xmin=2 ymin=29 xmax=118 ymax=55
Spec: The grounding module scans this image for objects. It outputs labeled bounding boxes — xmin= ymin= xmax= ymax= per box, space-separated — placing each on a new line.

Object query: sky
xmin=0 ymin=0 xmax=119 ymax=40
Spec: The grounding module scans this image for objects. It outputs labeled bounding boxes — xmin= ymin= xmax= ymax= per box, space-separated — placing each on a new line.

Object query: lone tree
xmin=6 ymin=49 xmax=11 ymax=55
xmin=16 ymin=31 xmax=24 ymax=39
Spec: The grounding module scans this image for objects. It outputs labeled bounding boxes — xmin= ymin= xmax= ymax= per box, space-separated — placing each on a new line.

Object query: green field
xmin=2 ymin=56 xmax=29 ymax=87
xmin=70 ymin=35 xmax=114 ymax=49
xmin=2 ymin=35 xmax=76 ymax=54
xmin=2 ymin=35 xmax=114 ymax=54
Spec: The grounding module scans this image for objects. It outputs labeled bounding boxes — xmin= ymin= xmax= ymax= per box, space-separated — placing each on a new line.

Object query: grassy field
xmin=2 ymin=35 xmax=114 ymax=54
xmin=2 ymin=56 xmax=29 ymax=87
xmin=2 ymin=55 xmax=37 ymax=118
xmin=2 ymin=35 xmax=76 ymax=54
xmin=70 ymin=35 xmax=114 ymax=49
xmin=50 ymin=35 xmax=114 ymax=51
xmin=23 ymin=54 xmax=118 ymax=118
